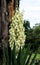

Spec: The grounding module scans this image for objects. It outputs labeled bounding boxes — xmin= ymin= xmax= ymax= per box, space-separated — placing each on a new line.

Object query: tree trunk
xmin=1 ymin=0 xmax=8 ymax=65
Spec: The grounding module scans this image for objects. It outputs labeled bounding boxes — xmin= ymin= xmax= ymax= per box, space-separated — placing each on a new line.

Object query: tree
xmin=23 ymin=20 xmax=31 ymax=45
xmin=24 ymin=20 xmax=40 ymax=52
xmin=0 ymin=0 xmax=20 ymax=64
xmin=32 ymin=24 xmax=40 ymax=50
xmin=24 ymin=20 xmax=30 ymax=30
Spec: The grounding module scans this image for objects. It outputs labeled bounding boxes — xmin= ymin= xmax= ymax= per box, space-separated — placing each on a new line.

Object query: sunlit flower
xmin=9 ymin=10 xmax=26 ymax=53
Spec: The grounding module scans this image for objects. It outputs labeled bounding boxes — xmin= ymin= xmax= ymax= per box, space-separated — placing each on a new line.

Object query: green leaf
xmin=18 ymin=44 xmax=31 ymax=65
xmin=17 ymin=47 xmax=22 ymax=65
xmin=12 ymin=42 xmax=16 ymax=65
xmin=30 ymin=53 xmax=36 ymax=65
xmin=3 ymin=46 xmax=9 ymax=65
xmin=25 ymin=52 xmax=32 ymax=65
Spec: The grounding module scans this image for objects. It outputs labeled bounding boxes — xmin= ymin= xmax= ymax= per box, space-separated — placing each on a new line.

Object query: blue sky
xmin=19 ymin=0 xmax=40 ymax=28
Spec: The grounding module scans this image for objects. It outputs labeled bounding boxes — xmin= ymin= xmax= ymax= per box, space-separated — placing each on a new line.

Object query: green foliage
xmin=2 ymin=43 xmax=36 ymax=65
xmin=24 ymin=20 xmax=30 ymax=30
xmin=37 ymin=46 xmax=40 ymax=53
xmin=24 ymin=20 xmax=40 ymax=52
xmin=3 ymin=46 xmax=9 ymax=65
xmin=33 ymin=24 xmax=40 ymax=43
xmin=32 ymin=24 xmax=40 ymax=50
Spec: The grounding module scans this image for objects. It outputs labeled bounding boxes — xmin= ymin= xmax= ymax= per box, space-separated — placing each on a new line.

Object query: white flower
xmin=9 ymin=10 xmax=26 ymax=54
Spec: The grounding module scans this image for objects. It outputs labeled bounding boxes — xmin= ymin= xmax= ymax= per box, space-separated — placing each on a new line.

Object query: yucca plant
xmin=3 ymin=43 xmax=37 ymax=65
xmin=1 ymin=10 xmax=37 ymax=65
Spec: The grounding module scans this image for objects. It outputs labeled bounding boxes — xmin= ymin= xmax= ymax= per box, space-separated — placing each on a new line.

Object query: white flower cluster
xmin=9 ymin=10 xmax=26 ymax=52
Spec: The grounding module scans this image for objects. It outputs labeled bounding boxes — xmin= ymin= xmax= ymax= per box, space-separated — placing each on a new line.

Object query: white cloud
xmin=20 ymin=0 xmax=40 ymax=27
